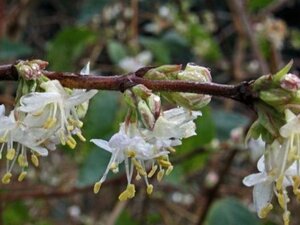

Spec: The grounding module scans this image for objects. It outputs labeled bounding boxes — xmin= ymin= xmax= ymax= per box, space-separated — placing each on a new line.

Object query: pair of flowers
xmin=0 ymin=63 xmax=97 ymax=183
xmin=244 ymin=64 xmax=300 ymax=225
xmin=91 ymin=107 xmax=201 ymax=200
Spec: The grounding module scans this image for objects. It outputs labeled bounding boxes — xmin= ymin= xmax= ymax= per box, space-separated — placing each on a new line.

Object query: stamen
xmin=93 ymin=181 xmax=102 ymax=194
xmin=31 ymin=154 xmax=39 ymax=167
xmin=166 ymin=166 xmax=173 ymax=175
xmin=18 ymin=171 xmax=27 ymax=182
xmin=157 ymin=169 xmax=165 ymax=182
xmin=1 ymin=172 xmax=12 ymax=184
xmin=18 ymin=155 xmax=28 ymax=167
xmin=6 ymin=148 xmax=15 ymax=160
xmin=148 ymin=165 xmax=158 ymax=178
xmin=76 ymin=132 xmax=86 ymax=142
xmin=258 ymin=203 xmax=273 ymax=218
xmin=147 ymin=184 xmax=153 ymax=195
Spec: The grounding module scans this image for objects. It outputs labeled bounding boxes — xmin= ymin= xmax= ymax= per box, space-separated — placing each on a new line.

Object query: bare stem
xmin=0 ymin=63 xmax=257 ymax=105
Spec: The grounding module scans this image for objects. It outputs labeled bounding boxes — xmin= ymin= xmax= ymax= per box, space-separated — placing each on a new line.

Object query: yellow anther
xmin=18 ymin=155 xmax=28 ymax=167
xmin=18 ymin=171 xmax=27 ymax=182
xmin=76 ymin=132 xmax=86 ymax=142
xmin=2 ymin=172 xmax=12 ymax=184
xmin=43 ymin=118 xmax=57 ymax=129
xmin=166 ymin=147 xmax=176 ymax=153
xmin=93 ymin=181 xmax=102 ymax=194
xmin=126 ymin=184 xmax=136 ymax=198
xmin=118 ymin=190 xmax=130 ymax=201
xmin=31 ymin=154 xmax=39 ymax=167
xmin=76 ymin=120 xmax=83 ymax=128
xmin=126 ymin=150 xmax=136 ymax=158
xmin=147 ymin=184 xmax=153 ymax=195
xmin=110 ymin=162 xmax=119 ymax=173
xmin=148 ymin=165 xmax=158 ymax=178
xmin=135 ymin=173 xmax=141 ymax=180
xmin=276 ymin=175 xmax=284 ymax=191
xmin=132 ymin=158 xmax=146 ymax=176
xmin=66 ymin=136 xmax=77 ymax=149
xmin=293 ymin=176 xmax=300 ymax=195
xmin=67 ymin=125 xmax=74 ymax=131
xmin=258 ymin=203 xmax=273 ymax=218
xmin=158 ymin=159 xmax=172 ymax=168
xmin=283 ymin=211 xmax=290 ymax=225
xmin=6 ymin=148 xmax=15 ymax=160
xmin=0 ymin=136 xmax=6 ymax=143
xmin=157 ymin=169 xmax=165 ymax=182
xmin=166 ymin=166 xmax=173 ymax=175
xmin=277 ymin=192 xmax=285 ymax=209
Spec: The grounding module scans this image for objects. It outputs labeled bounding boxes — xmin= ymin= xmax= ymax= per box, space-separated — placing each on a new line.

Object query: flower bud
xmin=178 ymin=63 xmax=211 ymax=82
xmin=132 ymin=85 xmax=152 ymax=100
xmin=144 ymin=65 xmax=181 ymax=80
xmin=138 ymin=100 xmax=155 ymax=129
xmin=161 ymin=63 xmax=212 ymax=110
xmin=280 ymin=73 xmax=300 ymax=92
xmin=15 ymin=60 xmax=48 ymax=80
xmin=147 ymin=94 xmax=161 ymax=119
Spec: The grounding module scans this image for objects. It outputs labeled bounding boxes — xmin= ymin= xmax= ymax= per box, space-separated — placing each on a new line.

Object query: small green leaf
xmin=107 ymin=41 xmax=128 ymax=64
xmin=273 ymin=60 xmax=293 ymax=83
xmin=205 ymin=198 xmax=262 ymax=225
xmin=47 ymin=26 xmax=97 ymax=70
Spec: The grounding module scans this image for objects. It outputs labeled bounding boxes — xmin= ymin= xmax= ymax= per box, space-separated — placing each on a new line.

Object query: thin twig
xmin=227 ymin=0 xmax=269 ymax=75
xmin=196 ymin=149 xmax=238 ymax=225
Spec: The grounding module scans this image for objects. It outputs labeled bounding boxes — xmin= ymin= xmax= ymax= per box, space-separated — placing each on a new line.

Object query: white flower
xmin=243 ymin=140 xmax=297 ymax=225
xmin=91 ymin=123 xmax=170 ymax=200
xmin=143 ymin=107 xmax=201 ymax=148
xmin=18 ymin=79 xmax=97 ymax=149
xmin=0 ymin=105 xmax=48 ymax=184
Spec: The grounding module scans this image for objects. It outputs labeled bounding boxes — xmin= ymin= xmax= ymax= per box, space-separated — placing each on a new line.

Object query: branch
xmin=0 ymin=63 xmax=257 ymax=105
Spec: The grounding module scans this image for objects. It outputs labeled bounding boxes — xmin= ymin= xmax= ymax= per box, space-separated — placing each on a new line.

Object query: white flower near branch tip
xmin=18 ymin=79 xmax=97 ymax=149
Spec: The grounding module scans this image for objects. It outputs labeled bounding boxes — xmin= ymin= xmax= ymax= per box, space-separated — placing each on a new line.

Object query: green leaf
xmin=0 ymin=38 xmax=32 ymax=60
xmin=77 ymin=91 xmax=120 ymax=186
xmin=212 ymin=110 xmax=249 ymax=140
xmin=3 ymin=201 xmax=29 ymax=225
xmin=140 ymin=37 xmax=171 ymax=64
xmin=47 ymin=26 xmax=97 ymax=70
xmin=205 ymin=198 xmax=262 ymax=225
xmin=273 ymin=60 xmax=293 ymax=83
xmin=107 ymin=40 xmax=128 ymax=64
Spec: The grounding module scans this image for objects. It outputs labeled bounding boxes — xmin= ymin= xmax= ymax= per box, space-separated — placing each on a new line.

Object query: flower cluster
xmin=91 ymin=63 xmax=211 ymax=200
xmin=0 ymin=61 xmax=97 ymax=184
xmin=245 ymin=62 xmax=300 ymax=225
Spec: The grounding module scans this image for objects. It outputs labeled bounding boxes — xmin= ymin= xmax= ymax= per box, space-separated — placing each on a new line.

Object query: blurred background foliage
xmin=0 ymin=0 xmax=300 ymax=225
